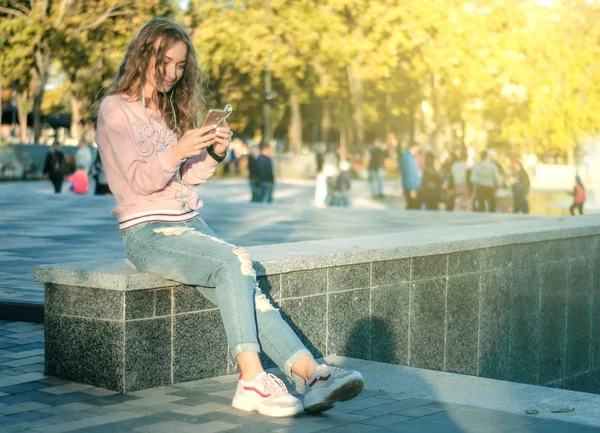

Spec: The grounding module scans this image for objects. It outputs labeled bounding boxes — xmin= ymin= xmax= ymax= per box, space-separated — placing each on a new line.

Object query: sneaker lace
xmin=326 ymin=365 xmax=346 ymax=376
xmin=263 ymin=373 xmax=288 ymax=396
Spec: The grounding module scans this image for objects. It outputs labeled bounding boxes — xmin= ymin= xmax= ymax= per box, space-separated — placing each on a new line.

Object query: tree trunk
xmin=430 ymin=73 xmax=444 ymax=154
xmin=320 ymin=100 xmax=331 ymax=146
xmin=71 ymin=97 xmax=83 ymax=141
xmin=31 ymin=47 xmax=51 ymax=144
xmin=567 ymin=144 xmax=575 ymax=166
xmin=339 ymin=127 xmax=347 ymax=160
xmin=288 ymin=89 xmax=302 ymax=153
xmin=16 ymin=91 xmax=29 ymax=144
xmin=346 ymin=64 xmax=364 ymax=150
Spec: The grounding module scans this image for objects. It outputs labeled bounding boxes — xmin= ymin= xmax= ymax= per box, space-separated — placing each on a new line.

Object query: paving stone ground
xmin=0 ymin=320 xmax=599 ymax=433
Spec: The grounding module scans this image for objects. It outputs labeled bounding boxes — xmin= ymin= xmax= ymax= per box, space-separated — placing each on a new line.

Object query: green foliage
xmin=2 ymin=0 xmax=599 ymax=158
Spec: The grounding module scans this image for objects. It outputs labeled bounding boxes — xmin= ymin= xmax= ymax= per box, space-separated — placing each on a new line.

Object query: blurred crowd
xmin=43 ymin=133 xmax=587 ymax=216
xmin=312 ymin=136 xmax=587 ymax=215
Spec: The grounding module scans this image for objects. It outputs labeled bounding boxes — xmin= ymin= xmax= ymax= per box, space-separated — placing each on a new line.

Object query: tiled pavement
xmin=1 ymin=320 xmax=599 ymax=433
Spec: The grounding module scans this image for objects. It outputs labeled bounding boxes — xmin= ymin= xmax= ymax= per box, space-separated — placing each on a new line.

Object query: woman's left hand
xmin=213 ymin=121 xmax=233 ymax=156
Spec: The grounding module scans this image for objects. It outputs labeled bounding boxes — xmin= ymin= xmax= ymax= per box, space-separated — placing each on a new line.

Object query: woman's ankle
xmin=291 ymin=355 xmax=319 ymax=380
xmin=237 ymin=351 xmax=264 ymax=381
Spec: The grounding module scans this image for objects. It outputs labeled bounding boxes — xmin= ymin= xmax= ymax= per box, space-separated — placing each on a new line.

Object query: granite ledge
xmin=34 ymin=216 xmax=600 ymax=290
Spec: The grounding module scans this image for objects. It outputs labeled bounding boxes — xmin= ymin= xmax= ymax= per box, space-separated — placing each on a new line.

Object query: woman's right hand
xmin=172 ymin=125 xmax=217 ymax=160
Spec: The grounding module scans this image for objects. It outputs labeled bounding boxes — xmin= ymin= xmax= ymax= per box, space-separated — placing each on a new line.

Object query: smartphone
xmin=200 ymin=104 xmax=233 ymax=134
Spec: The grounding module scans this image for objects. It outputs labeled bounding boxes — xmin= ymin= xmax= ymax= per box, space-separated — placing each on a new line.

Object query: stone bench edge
xmin=34 ymin=216 xmax=600 ymax=291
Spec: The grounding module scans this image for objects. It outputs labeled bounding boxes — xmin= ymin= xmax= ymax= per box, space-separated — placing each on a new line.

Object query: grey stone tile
xmin=564 ymin=236 xmax=595 ymax=259
xmin=328 ymin=264 xmax=370 ymax=293
xmin=321 ymin=425 xmax=385 ymax=433
xmin=245 ymin=421 xmax=309 ymax=433
xmin=44 ymin=315 xmax=124 ymax=392
xmin=538 ymin=240 xmax=568 ymax=263
xmin=351 ymin=398 xmax=432 ymax=417
xmin=173 ymin=286 xmax=215 ymax=314
xmin=124 ymin=318 xmax=171 ymax=392
xmin=309 ymin=413 xmax=370 ymax=427
xmin=446 ymin=273 xmax=479 ymax=375
xmin=358 ymin=414 xmax=411 ymax=426
xmin=173 ymin=311 xmax=228 ymax=384
xmin=281 ymin=269 xmax=327 ymax=298
xmin=257 ymin=274 xmax=281 ymax=302
xmin=371 ymin=259 xmax=410 ymax=287
xmin=512 ymin=243 xmax=540 ymax=269
xmin=0 ymin=381 xmax=46 ymax=394
xmin=411 ymin=255 xmax=447 ymax=281
xmin=560 ymin=370 xmax=600 ymax=394
xmin=399 ymin=409 xmax=533 ymax=433
xmin=593 ymin=255 xmax=600 ymax=371
xmin=325 ymin=396 xmax=401 ymax=415
xmin=370 ymin=283 xmax=410 ymax=365
xmin=478 ymin=269 xmax=511 ymax=381
xmin=39 ymin=382 xmax=94 ymax=395
xmin=281 ymin=295 xmax=327 ymax=358
xmin=327 ymin=289 xmax=370 ymax=359
xmin=538 ymin=261 xmax=568 ymax=384
xmin=592 ymin=236 xmax=600 ymax=256
xmin=409 ymin=279 xmax=445 ymax=371
xmin=508 ymin=265 xmax=541 ymax=384
xmin=45 ymin=284 xmax=124 ymax=320
xmin=1 ymin=356 xmax=45 ymax=368
xmin=479 ymin=246 xmax=512 ymax=271
xmin=565 ymin=258 xmax=593 ymax=377
xmin=448 ymin=251 xmax=479 ymax=276
xmin=0 ymin=400 xmax=49 ymax=414
xmin=519 ymin=419 xmax=600 ymax=433
xmin=394 ymin=404 xmax=447 ymax=417
xmin=125 ymin=289 xmax=172 ymax=320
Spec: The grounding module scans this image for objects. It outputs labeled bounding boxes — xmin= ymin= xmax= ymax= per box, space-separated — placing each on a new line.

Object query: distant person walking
xmin=247 ymin=145 xmax=260 ymax=202
xmin=368 ymin=140 xmax=386 ymax=198
xmin=93 ymin=151 xmax=111 ymax=195
xmin=451 ymin=152 xmax=471 ymax=212
xmin=510 ymin=160 xmax=530 ymax=214
xmin=470 ymin=150 xmax=500 ymax=212
xmin=75 ymin=138 xmax=93 ymax=175
xmin=401 ymin=141 xmax=422 ymax=210
xmin=420 ymin=152 xmax=446 ymax=210
xmin=43 ymin=142 xmax=68 ymax=193
xmin=332 ymin=160 xmax=352 ymax=207
xmin=569 ymin=175 xmax=586 ymax=216
xmin=255 ymin=142 xmax=275 ymax=203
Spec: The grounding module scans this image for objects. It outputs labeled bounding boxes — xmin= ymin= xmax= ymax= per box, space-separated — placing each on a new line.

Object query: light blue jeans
xmin=122 ymin=217 xmax=311 ymax=378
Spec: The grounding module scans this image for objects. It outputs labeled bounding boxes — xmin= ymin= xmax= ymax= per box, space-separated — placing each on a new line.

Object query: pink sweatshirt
xmin=95 ymin=95 xmax=218 ymax=230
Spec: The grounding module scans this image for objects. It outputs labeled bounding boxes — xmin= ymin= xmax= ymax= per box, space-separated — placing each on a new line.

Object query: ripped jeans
xmin=122 ymin=217 xmax=311 ymax=378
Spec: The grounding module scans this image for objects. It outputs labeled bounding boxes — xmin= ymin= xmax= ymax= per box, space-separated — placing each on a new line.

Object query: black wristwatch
xmin=207 ymin=145 xmax=226 ymax=163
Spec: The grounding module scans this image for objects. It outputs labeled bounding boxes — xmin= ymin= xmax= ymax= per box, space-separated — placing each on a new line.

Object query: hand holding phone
xmin=172 ymin=105 xmax=233 ymax=160
xmin=200 ymin=104 xmax=233 ymax=135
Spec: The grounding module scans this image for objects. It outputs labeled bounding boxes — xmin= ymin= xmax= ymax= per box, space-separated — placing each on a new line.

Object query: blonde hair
xmin=96 ymin=18 xmax=205 ymax=138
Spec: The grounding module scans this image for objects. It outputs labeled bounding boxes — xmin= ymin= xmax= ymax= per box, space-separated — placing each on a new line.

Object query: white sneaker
xmin=232 ymin=372 xmax=303 ymax=417
xmin=300 ymin=364 xmax=364 ymax=413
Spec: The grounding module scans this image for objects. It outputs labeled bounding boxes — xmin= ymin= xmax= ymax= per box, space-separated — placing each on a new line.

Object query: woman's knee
xmin=231 ymin=246 xmax=256 ymax=277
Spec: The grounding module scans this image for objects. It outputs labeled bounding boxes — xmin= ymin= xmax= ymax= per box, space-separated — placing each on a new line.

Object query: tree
xmin=0 ymin=1 xmax=136 ymax=143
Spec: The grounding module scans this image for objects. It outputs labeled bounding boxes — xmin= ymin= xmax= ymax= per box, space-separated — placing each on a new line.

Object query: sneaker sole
xmin=232 ymin=396 xmax=303 ymax=417
xmin=303 ymin=375 xmax=364 ymax=414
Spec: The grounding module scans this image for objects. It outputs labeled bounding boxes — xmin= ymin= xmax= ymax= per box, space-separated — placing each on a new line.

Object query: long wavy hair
xmin=96 ymin=18 xmax=204 ymax=138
